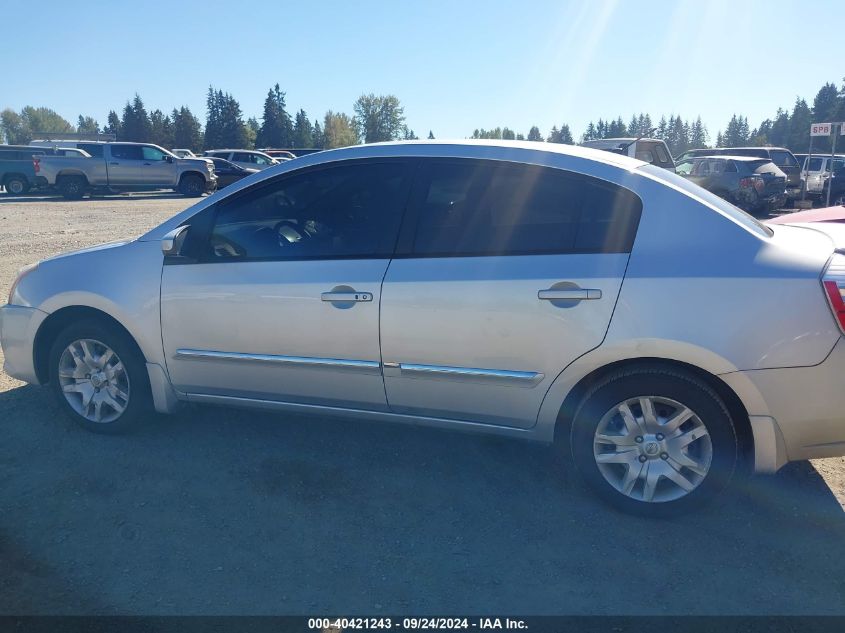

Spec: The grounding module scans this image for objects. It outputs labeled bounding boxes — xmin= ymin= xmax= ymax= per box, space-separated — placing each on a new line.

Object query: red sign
xmin=811 ymin=123 xmax=832 ymax=136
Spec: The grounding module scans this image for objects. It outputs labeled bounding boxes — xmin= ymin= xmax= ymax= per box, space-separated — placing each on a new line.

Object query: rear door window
xmin=111 ymin=145 xmax=143 ymax=160
xmin=78 ymin=144 xmax=104 ymax=157
xmin=406 ymin=160 xmax=642 ymax=257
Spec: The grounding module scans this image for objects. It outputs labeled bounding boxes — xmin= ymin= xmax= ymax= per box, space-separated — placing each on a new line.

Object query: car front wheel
xmin=49 ymin=320 xmax=150 ymax=434
xmin=569 ymin=366 xmax=738 ymax=517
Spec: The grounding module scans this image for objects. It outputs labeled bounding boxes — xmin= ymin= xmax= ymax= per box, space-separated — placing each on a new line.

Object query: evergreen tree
xmin=788 ymin=98 xmax=813 ymax=152
xmin=812 ymin=83 xmax=840 ymax=152
xmin=121 ymin=94 xmax=151 ymax=142
xmin=292 ymin=109 xmax=313 ymax=147
xmin=312 ymin=120 xmax=324 ymax=148
xmin=427 ymin=130 xmax=435 ymax=139
xmin=527 ymin=125 xmax=543 ymax=142
xmin=689 ymin=116 xmax=708 ymax=148
xmin=76 ymin=115 xmax=100 ymax=135
xmin=102 ymin=110 xmax=122 ymax=139
xmin=256 ymin=84 xmax=293 ymax=148
xmin=171 ymin=106 xmax=203 ymax=151
xmin=149 ymin=109 xmax=174 ymax=148
xmin=769 ymin=108 xmax=790 ymax=148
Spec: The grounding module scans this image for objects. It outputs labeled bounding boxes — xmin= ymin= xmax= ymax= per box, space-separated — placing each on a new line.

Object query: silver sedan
xmin=3 ymin=140 xmax=845 ymax=516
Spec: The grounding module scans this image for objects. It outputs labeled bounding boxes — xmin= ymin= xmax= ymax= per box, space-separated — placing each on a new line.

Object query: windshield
xmin=639 ymin=163 xmax=773 ymax=237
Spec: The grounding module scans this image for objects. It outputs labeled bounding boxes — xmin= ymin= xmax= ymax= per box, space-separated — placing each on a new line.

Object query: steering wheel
xmin=274 ymin=220 xmax=306 ymax=245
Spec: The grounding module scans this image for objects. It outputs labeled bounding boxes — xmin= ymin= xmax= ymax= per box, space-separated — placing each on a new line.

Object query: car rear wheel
xmin=57 ymin=176 xmax=86 ymax=200
xmin=4 ymin=176 xmax=29 ymax=196
xmin=568 ymin=366 xmax=738 ymax=517
xmin=49 ymin=319 xmax=150 ymax=434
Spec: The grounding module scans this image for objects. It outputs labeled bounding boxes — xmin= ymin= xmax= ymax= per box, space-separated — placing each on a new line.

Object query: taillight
xmin=822 ymin=254 xmax=845 ymax=333
xmin=740 ymin=176 xmax=765 ymax=192
xmin=33 ymin=158 xmax=40 ymax=174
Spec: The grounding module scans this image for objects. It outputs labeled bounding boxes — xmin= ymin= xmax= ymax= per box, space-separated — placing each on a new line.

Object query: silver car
xmin=3 ymin=140 xmax=845 ymax=516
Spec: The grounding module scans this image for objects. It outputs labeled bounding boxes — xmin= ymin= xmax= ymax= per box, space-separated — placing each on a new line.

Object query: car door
xmin=160 ymin=159 xmax=414 ymax=409
xmin=379 ymin=159 xmax=641 ymax=428
xmin=107 ymin=144 xmax=145 ymax=185
xmin=230 ymin=152 xmax=256 ymax=170
xmin=140 ymin=145 xmax=177 ymax=186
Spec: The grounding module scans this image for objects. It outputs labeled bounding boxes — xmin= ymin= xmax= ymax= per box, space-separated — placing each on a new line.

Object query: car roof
xmin=695 ymin=155 xmax=771 ymax=161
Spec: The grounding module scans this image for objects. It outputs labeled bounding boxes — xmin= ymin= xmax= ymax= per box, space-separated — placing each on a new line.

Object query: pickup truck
xmin=35 ymin=142 xmax=217 ymax=199
xmin=0 ymin=145 xmax=42 ymax=195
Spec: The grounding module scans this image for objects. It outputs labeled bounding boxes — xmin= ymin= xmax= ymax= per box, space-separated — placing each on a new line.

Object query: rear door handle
xmin=321 ymin=291 xmax=373 ymax=302
xmin=538 ymin=288 xmax=602 ymax=301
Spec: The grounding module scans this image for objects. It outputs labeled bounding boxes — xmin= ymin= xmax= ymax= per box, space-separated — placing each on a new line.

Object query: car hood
xmin=42 ymin=240 xmax=130 ymax=263
xmin=177 ymin=157 xmax=212 ymax=167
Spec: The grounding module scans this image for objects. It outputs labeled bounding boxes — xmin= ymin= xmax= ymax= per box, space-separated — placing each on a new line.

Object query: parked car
xmin=767 ymin=205 xmax=845 ymax=225
xmin=580 ymin=138 xmax=675 ymax=171
xmin=680 ymin=156 xmax=787 ymax=213
xmin=802 ymin=155 xmax=845 ymax=200
xmin=203 ymin=149 xmax=278 ymax=170
xmin=821 ymin=163 xmax=845 ymax=207
xmin=205 ymin=157 xmax=259 ymax=188
xmin=676 ymin=147 xmax=802 ymax=201
xmin=0 ymin=145 xmax=44 ymax=195
xmin=36 ymin=142 xmax=217 ymax=199
xmin=171 ymin=149 xmax=197 ymax=158
xmin=5 ymin=140 xmax=845 ymax=517
xmin=260 ymin=149 xmax=296 ymax=160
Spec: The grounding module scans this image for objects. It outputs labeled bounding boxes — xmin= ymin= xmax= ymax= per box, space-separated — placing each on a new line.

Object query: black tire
xmin=567 ymin=365 xmax=738 ymax=517
xmin=48 ymin=319 xmax=151 ymax=434
xmin=179 ymin=174 xmax=205 ymax=197
xmin=58 ymin=176 xmax=87 ymax=200
xmin=4 ymin=175 xmax=29 ymax=196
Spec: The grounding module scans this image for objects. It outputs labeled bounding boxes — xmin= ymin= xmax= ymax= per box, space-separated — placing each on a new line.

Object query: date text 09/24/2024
xmin=307 ymin=618 xmax=528 ymax=630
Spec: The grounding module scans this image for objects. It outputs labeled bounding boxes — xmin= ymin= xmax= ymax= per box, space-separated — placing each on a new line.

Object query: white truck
xmin=34 ymin=142 xmax=217 ymax=199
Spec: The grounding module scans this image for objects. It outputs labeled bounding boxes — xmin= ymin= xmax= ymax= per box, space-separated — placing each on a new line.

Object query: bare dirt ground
xmin=0 ymin=193 xmax=844 ymax=615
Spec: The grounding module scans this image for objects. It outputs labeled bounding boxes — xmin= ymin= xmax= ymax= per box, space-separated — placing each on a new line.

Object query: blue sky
xmin=3 ymin=0 xmax=844 ymax=141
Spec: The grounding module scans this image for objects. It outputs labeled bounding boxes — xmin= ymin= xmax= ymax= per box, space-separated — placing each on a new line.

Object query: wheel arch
xmin=178 ymin=170 xmax=206 ymax=184
xmin=3 ymin=172 xmax=30 ymax=185
xmin=33 ymin=305 xmax=148 ymax=384
xmin=547 ymin=356 xmax=754 ymax=469
xmin=55 ymin=170 xmax=90 ymax=182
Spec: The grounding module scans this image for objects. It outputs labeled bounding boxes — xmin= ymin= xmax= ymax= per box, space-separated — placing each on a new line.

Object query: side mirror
xmin=165 ymin=155 xmax=174 ymax=163
xmin=162 ymin=225 xmax=190 ymax=257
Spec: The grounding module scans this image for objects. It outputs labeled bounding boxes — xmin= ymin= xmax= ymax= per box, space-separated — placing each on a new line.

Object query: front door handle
xmin=321 ymin=291 xmax=373 ymax=302
xmin=538 ymin=288 xmax=602 ymax=301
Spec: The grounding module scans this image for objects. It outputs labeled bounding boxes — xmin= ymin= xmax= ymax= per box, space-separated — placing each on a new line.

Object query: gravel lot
xmin=1 ymin=193 xmax=844 ymax=615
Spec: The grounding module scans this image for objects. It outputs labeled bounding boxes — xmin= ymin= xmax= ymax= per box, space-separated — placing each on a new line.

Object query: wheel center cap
xmin=644 ymin=441 xmax=660 ymax=456
xmin=90 ymin=373 xmax=105 ymax=388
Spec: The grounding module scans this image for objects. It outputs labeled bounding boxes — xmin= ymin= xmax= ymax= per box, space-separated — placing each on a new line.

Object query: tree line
xmin=2 ymin=78 xmax=844 ymax=156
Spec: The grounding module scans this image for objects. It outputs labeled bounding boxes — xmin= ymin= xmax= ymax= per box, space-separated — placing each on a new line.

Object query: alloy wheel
xmin=592 ymin=396 xmax=713 ymax=503
xmin=57 ymin=338 xmax=130 ymax=423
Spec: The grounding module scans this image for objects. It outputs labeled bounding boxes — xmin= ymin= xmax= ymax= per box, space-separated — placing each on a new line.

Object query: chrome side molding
xmin=395 ymin=363 xmax=544 ymax=387
xmin=174 ymin=349 xmax=382 ymax=373
xmin=174 ymin=349 xmax=544 ymax=386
